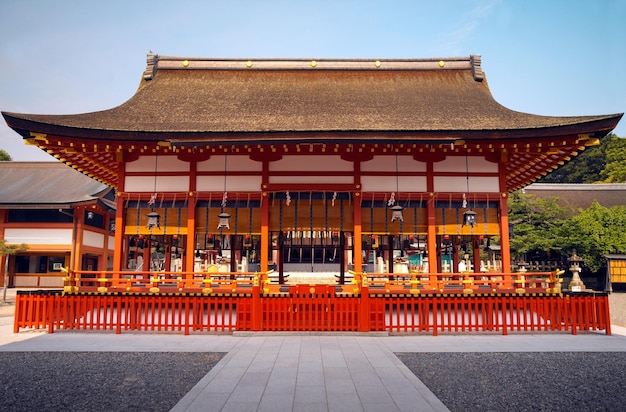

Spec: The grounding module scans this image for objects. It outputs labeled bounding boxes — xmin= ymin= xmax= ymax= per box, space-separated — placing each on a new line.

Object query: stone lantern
xmin=568 ymin=250 xmax=586 ymax=292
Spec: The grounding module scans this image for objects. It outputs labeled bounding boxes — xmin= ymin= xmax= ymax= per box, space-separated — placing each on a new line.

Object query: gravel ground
xmin=0 ymin=352 xmax=224 ymax=412
xmin=396 ymin=352 xmax=626 ymax=412
xmin=1 ymin=291 xmax=625 ymax=411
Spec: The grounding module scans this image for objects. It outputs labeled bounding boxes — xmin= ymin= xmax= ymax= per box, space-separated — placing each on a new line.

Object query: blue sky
xmin=1 ymin=0 xmax=625 ymax=161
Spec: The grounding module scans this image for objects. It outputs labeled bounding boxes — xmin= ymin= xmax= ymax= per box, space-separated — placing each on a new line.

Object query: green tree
xmin=538 ymin=133 xmax=626 ymax=184
xmin=0 ymin=149 xmax=12 ymax=161
xmin=538 ymin=135 xmax=609 ymax=183
xmin=600 ymin=135 xmax=626 ymax=183
xmin=559 ymin=202 xmax=626 ymax=272
xmin=1 ymin=239 xmax=28 ymax=303
xmin=507 ymin=191 xmax=571 ymax=260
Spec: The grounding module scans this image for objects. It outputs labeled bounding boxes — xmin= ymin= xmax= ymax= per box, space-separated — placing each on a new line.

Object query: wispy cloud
xmin=436 ymin=0 xmax=500 ymax=55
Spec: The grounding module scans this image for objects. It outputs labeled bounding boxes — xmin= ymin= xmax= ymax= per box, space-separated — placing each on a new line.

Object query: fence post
xmin=13 ymin=292 xmax=22 ymax=333
xmin=358 ymin=276 xmax=370 ymax=332
xmin=251 ymin=273 xmax=262 ymax=331
xmin=47 ymin=293 xmax=54 ymax=334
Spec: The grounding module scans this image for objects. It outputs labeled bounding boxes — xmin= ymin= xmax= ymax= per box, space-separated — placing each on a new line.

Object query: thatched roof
xmin=1 ymin=53 xmax=622 ymax=190
xmin=2 ymin=54 xmax=621 ymax=144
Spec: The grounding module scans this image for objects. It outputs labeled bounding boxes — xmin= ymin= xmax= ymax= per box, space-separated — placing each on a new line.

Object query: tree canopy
xmin=508 ymin=192 xmax=626 ymax=273
xmin=539 ymin=133 xmax=626 ymax=184
xmin=0 ymin=149 xmax=12 ymax=161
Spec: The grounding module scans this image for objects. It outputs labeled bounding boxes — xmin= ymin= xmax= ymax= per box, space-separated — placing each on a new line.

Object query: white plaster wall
xmin=269 ymin=176 xmax=353 ymax=184
xmin=197 ymin=175 xmax=262 ymax=192
xmin=83 ymin=230 xmax=105 ymax=248
xmin=433 ymin=176 xmax=500 ymax=192
xmin=4 ymin=228 xmax=72 ymax=245
xmin=361 ymin=176 xmax=427 ymax=192
xmin=197 ymin=155 xmax=262 ymax=172
xmin=125 ymin=176 xmax=190 ymax=192
xmin=361 ymin=156 xmax=427 ymax=172
xmin=126 ymin=155 xmax=189 ymax=172
xmin=433 ymin=156 xmax=498 ymax=173
xmin=270 ymin=155 xmax=352 ymax=171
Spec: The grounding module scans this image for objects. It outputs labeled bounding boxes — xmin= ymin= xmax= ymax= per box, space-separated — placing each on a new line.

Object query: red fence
xmin=14 ymin=289 xmax=611 ymax=336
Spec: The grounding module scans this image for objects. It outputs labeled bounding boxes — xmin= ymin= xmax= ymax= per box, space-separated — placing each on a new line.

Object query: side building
xmin=0 ymin=162 xmax=116 ymax=288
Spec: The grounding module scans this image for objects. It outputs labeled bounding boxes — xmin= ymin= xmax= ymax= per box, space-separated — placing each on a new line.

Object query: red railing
xmin=14 ymin=289 xmax=611 ymax=336
xmin=380 ymin=294 xmax=611 ymax=335
xmin=61 ymin=268 xmax=564 ymax=296
xmin=14 ymin=292 xmax=240 ymax=334
xmin=62 ymin=269 xmax=269 ymax=295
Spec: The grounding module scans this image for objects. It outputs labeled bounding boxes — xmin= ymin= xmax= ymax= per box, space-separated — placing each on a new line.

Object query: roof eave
xmin=3 ymin=111 xmax=622 ymax=145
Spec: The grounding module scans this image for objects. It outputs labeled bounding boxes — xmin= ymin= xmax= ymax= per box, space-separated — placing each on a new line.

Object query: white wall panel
xmin=126 ymin=155 xmax=189 ymax=172
xmin=270 ymin=176 xmax=353 ymax=184
xmin=361 ymin=176 xmax=427 ymax=192
xmin=361 ymin=156 xmax=427 ymax=172
xmin=270 ymin=155 xmax=352 ymax=171
xmin=125 ymin=176 xmax=189 ymax=192
xmin=434 ymin=176 xmax=500 ymax=192
xmin=197 ymin=175 xmax=262 ymax=192
xmin=4 ymin=228 xmax=72 ymax=245
xmin=197 ymin=155 xmax=262 ymax=172
xmin=433 ymin=156 xmax=498 ymax=173
xmin=83 ymin=231 xmax=105 ymax=248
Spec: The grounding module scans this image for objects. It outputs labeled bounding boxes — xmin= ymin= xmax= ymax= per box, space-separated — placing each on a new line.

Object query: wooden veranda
xmin=14 ymin=269 xmax=611 ymax=335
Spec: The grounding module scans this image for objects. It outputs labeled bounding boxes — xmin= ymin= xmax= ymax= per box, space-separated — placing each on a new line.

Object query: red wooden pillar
xmin=185 ymin=194 xmax=196 ymax=275
xmin=427 ymin=193 xmax=438 ymax=288
xmin=113 ymin=160 xmax=126 ymax=273
xmin=498 ymin=160 xmax=512 ymax=285
xmin=73 ymin=206 xmax=84 ymax=271
xmin=260 ymin=190 xmax=270 ymax=273
xmin=186 ymin=159 xmax=198 ymax=275
xmin=353 ymin=191 xmax=362 ymax=273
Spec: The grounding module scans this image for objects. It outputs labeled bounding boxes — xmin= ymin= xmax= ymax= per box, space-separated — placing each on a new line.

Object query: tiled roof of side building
xmin=2 ymin=54 xmax=622 ymax=144
xmin=524 ymin=183 xmax=626 ymax=209
xmin=0 ymin=162 xmax=112 ymax=208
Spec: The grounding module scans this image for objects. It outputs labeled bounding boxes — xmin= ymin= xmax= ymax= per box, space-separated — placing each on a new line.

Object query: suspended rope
xmin=484 ymin=194 xmax=489 ymax=235
xmin=442 ymin=206 xmax=446 ymax=236
xmin=370 ymin=193 xmax=375 ymax=235
xmin=413 ymin=204 xmax=418 ymax=236
xmin=294 ymin=193 xmax=299 ymax=233
xmin=385 ymin=194 xmax=389 ymax=235
xmin=135 ymin=194 xmax=140 ymax=236
xmin=309 ymin=192 xmax=313 ymax=240
xmin=234 ymin=193 xmax=239 ymax=234
xmin=162 ymin=207 xmax=167 ymax=237
xmin=204 ymin=196 xmax=209 ymax=248
xmin=324 ymin=192 xmax=329 ymax=233
xmin=340 ymin=199 xmax=344 ymax=233
xmin=248 ymin=193 xmax=253 ymax=236
xmin=279 ymin=193 xmax=283 ymax=234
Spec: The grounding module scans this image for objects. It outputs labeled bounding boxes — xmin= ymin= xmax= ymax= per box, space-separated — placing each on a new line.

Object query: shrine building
xmin=2 ymin=53 xmax=622 ymax=334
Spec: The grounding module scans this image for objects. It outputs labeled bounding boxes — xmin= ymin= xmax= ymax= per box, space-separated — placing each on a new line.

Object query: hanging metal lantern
xmin=391 ymin=204 xmax=404 ymax=223
xmin=146 ymin=210 xmax=160 ymax=231
xmin=462 ymin=209 xmax=476 ymax=227
xmin=217 ymin=211 xmax=231 ymax=230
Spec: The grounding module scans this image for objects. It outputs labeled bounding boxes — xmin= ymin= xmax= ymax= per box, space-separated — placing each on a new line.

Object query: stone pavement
xmin=2 ymin=288 xmax=626 ymax=412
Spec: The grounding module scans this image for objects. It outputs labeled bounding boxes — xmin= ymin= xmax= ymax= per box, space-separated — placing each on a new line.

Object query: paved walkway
xmin=2 ymin=288 xmax=626 ymax=411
